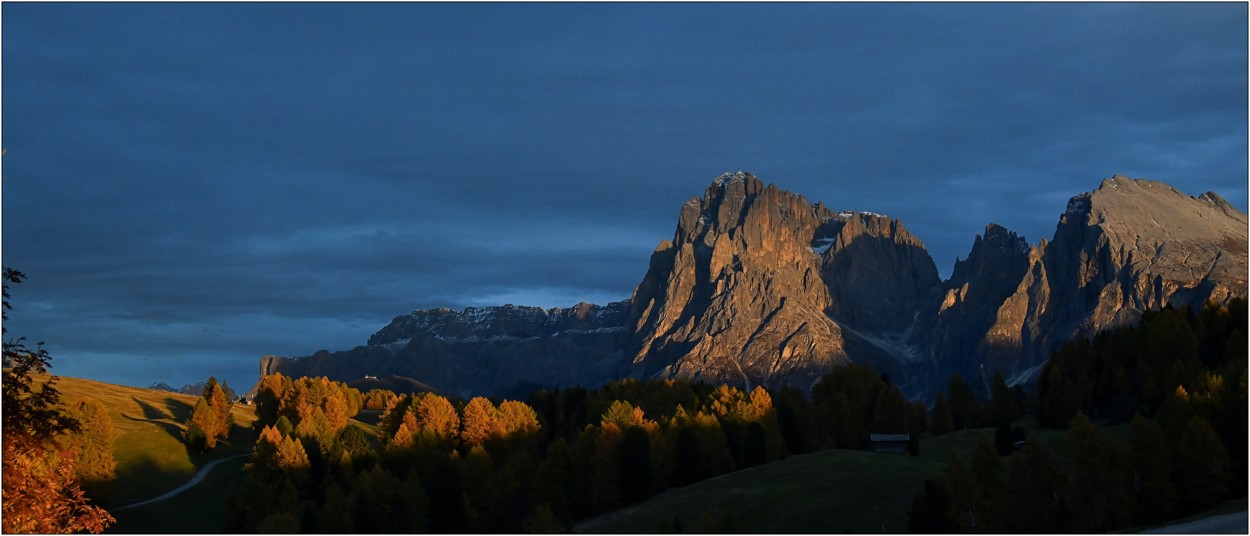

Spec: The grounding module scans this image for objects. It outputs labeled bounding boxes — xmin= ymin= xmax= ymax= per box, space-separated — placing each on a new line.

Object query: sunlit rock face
xmin=623 ymin=173 xmax=1247 ymax=394
xmin=980 ymin=176 xmax=1248 ymax=385
xmin=921 ymin=223 xmax=1034 ymax=385
xmin=627 ymin=171 xmax=941 ymax=390
xmin=917 ymin=176 xmax=1248 ymax=390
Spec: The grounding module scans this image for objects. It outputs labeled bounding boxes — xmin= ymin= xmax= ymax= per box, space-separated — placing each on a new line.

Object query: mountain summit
xmin=963 ymin=175 xmax=1248 ymax=383
xmin=627 ymin=171 xmax=938 ymax=389
xmin=262 ymin=172 xmax=1247 ymax=397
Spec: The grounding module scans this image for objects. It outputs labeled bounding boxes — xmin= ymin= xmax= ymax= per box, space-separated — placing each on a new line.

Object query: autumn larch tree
xmin=462 ymin=396 xmax=501 ymax=447
xmin=185 ymin=398 xmax=220 ymax=452
xmin=59 ymin=397 xmax=117 ymax=500
xmin=204 ymin=377 xmax=234 ymax=436
xmin=1 ymin=268 xmax=114 ymax=533
xmin=184 ymin=376 xmax=234 ymax=451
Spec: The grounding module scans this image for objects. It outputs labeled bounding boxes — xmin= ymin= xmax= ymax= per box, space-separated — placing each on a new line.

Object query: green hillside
xmin=47 ymin=374 xmax=258 ymax=532
xmin=576 ymin=430 xmax=993 ymax=534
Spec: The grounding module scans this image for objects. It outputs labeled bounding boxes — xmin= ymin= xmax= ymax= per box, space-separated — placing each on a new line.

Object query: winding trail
xmin=1144 ymin=511 xmax=1248 ymax=534
xmin=114 ymin=453 xmax=250 ymax=511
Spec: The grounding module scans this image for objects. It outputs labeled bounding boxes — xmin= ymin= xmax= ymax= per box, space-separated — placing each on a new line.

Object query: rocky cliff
xmin=922 ymin=223 xmax=1033 ymax=384
xmin=626 ymin=171 xmax=939 ymax=390
xmin=977 ymin=176 xmax=1248 ymax=385
xmin=262 ymin=172 xmax=1247 ymax=398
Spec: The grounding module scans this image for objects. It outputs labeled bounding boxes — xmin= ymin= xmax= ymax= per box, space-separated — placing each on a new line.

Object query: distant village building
xmin=869 ymin=433 xmax=911 ymax=454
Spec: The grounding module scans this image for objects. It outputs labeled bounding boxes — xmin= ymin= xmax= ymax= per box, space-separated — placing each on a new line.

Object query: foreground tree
xmin=1 ymin=268 xmax=114 ymax=533
xmin=1172 ymin=415 xmax=1230 ymax=514
xmin=184 ymin=376 xmax=236 ymax=451
xmin=185 ymin=398 xmax=221 ymax=451
xmin=462 ymin=397 xmax=501 ymax=447
xmin=204 ymin=377 xmax=235 ymax=435
xmin=1063 ymin=413 xmax=1133 ymax=532
xmin=59 ymin=397 xmax=117 ymax=500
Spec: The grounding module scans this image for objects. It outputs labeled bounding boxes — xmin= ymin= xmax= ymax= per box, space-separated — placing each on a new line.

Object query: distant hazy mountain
xmin=149 ymin=380 xmax=237 ymax=399
xmin=261 ymin=302 xmax=631 ymax=399
xmin=261 ymin=172 xmax=1247 ymax=398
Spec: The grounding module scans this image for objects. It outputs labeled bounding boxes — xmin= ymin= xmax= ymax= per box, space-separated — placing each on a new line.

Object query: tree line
xmin=224 ymin=360 xmax=935 ymax=532
xmin=910 ymin=299 xmax=1246 ymax=533
xmin=1038 ymin=300 xmax=1245 ymax=492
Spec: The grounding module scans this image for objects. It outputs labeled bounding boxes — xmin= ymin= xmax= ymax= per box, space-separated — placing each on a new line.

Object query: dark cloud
xmin=3 ymin=3 xmax=1245 ymax=391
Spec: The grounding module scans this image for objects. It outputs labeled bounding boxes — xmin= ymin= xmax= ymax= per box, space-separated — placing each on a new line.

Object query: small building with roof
xmin=869 ymin=433 xmax=911 ymax=454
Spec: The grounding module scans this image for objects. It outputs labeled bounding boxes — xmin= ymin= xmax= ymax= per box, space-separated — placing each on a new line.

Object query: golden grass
xmin=45 ymin=375 xmax=258 ymax=505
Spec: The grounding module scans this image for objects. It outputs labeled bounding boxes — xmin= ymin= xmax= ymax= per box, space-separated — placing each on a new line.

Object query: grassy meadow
xmin=576 ymin=429 xmax=996 ymax=533
xmin=46 ymin=375 xmax=258 ymax=532
xmin=574 ymin=418 xmax=1225 ymax=534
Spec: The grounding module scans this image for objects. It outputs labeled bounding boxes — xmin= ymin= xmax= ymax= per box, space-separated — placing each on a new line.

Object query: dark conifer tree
xmin=1172 ymin=415 xmax=1231 ymax=515
xmin=929 ymin=391 xmax=954 ymax=436
xmin=987 ymin=371 xmax=1020 ymax=426
xmin=1127 ymin=414 xmax=1175 ymax=525
xmin=946 ymin=375 xmax=980 ymax=430
xmin=1003 ymin=433 xmax=1062 ymax=533
xmin=1063 ymin=413 xmax=1133 ymax=532
xmin=618 ymin=426 xmax=652 ymax=504
xmin=907 ymin=478 xmax=958 ymax=533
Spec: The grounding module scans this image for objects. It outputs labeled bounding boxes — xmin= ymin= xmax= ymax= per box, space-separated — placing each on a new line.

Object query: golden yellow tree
xmin=2 ymin=436 xmax=114 ymax=533
xmin=185 ymin=398 xmax=220 ymax=451
xmin=414 ymin=394 xmax=460 ymax=440
xmin=2 ymin=268 xmax=113 ymax=533
xmin=498 ymin=400 xmax=541 ymax=438
xmin=252 ymin=425 xmax=284 ymax=470
xmin=274 ymin=435 xmax=311 ymax=471
xmin=461 ymin=397 xmax=501 ymax=446
xmin=206 ymin=379 xmax=233 ymax=437
xmin=390 ymin=411 xmax=420 ymax=449
xmin=59 ymin=398 xmax=116 ymax=499
xmin=324 ymin=388 xmax=350 ymax=433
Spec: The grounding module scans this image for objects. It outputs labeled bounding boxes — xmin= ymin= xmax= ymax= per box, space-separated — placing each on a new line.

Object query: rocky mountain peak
xmin=982 ymin=222 xmax=1021 ymax=244
xmin=974 ymin=175 xmax=1249 ymax=384
xmin=1198 ymin=191 xmax=1239 ymax=217
xmin=674 ymin=171 xmax=828 ymax=251
xmin=950 ymin=224 xmax=1030 ymax=282
xmin=1051 ymin=175 xmax=1247 ymax=287
xmin=628 ymin=172 xmax=941 ymax=390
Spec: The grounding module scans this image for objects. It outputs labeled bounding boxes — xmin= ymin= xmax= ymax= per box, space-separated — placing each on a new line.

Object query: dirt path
xmin=1144 ymin=511 xmax=1248 ymax=534
xmin=114 ymin=453 xmax=250 ymax=511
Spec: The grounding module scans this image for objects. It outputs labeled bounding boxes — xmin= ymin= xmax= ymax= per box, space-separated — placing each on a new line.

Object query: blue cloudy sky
xmin=3 ymin=3 xmax=1246 ymax=391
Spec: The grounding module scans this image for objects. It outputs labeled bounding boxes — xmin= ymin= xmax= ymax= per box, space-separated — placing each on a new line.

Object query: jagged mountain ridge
xmin=262 ymin=172 xmax=1247 ymax=398
xmin=917 ymin=223 xmax=1034 ymax=386
xmin=150 ymin=380 xmax=238 ymax=399
xmin=368 ymin=301 xmax=630 ymax=346
xmin=263 ymin=302 xmax=631 ymax=398
xmin=970 ymin=176 xmax=1248 ymax=385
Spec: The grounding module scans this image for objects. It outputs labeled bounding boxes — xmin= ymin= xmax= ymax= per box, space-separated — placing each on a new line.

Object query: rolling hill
xmin=575 ymin=429 xmax=996 ymax=533
xmin=44 ymin=375 xmax=258 ymax=532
